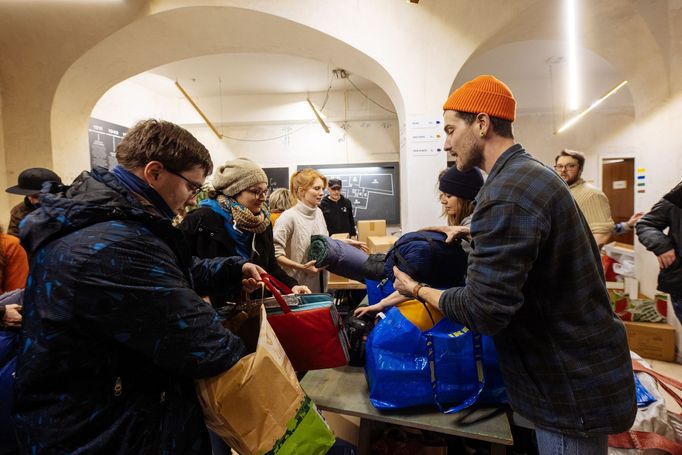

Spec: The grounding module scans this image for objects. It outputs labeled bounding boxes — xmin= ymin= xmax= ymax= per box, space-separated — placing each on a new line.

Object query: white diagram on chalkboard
xmin=337 ymin=173 xmax=394 ymax=215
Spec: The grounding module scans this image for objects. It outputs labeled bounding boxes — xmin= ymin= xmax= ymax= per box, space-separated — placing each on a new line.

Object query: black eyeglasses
xmin=554 ymin=163 xmax=579 ymax=171
xmin=244 ymin=188 xmax=269 ymax=199
xmin=165 ymin=167 xmax=204 ymax=197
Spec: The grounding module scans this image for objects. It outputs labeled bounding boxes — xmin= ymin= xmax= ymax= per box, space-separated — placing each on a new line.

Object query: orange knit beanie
xmin=442 ymin=75 xmax=516 ymax=121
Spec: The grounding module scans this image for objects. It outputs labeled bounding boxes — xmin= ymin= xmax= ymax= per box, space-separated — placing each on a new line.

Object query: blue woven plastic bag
xmin=365 ymin=304 xmax=507 ymax=412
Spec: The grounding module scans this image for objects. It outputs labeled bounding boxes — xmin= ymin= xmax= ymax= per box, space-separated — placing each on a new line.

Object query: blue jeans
xmin=535 ymin=427 xmax=607 ymax=455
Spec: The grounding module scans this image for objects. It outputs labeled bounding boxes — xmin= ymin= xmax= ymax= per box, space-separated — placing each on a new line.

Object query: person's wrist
xmin=412 ymin=282 xmax=430 ymax=302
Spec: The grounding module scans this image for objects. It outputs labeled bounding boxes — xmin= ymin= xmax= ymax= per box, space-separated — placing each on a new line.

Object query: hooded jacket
xmin=13 ymin=167 xmax=246 ymax=454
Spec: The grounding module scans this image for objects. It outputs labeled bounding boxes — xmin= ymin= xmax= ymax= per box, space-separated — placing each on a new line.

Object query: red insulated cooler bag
xmin=261 ymin=274 xmax=350 ymax=372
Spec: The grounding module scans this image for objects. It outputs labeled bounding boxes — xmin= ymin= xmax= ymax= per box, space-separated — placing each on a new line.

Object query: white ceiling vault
xmin=143 ymin=53 xmax=377 ymax=99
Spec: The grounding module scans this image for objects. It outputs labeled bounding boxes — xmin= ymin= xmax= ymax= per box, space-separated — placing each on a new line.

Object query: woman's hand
xmin=300 ymin=260 xmax=325 ymax=274
xmin=291 ymin=285 xmax=312 ymax=294
xmin=420 ymin=225 xmax=470 ymax=243
xmin=340 ymin=238 xmax=369 ymax=253
xmin=353 ymin=303 xmax=383 ymax=318
xmin=2 ymin=304 xmax=22 ymax=328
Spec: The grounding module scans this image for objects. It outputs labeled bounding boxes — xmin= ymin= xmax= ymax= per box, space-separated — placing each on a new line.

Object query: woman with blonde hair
xmin=273 ymin=168 xmax=365 ymax=292
xmin=268 ymin=188 xmax=292 ymax=228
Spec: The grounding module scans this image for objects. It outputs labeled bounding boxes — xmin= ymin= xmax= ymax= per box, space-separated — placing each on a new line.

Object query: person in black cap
xmin=5 ymin=167 xmax=62 ymax=237
xmin=320 ymin=177 xmax=357 ymax=238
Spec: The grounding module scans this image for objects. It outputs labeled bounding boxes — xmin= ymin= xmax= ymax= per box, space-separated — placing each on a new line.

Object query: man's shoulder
xmin=10 ymin=200 xmax=29 ymax=215
xmin=485 ymin=156 xmax=564 ymax=204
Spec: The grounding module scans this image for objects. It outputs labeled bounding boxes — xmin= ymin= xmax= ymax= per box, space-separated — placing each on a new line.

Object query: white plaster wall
xmin=0 ymin=93 xmax=8 ymax=229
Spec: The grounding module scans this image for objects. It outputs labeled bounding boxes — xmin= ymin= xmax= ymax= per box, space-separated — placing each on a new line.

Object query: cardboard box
xmin=331 ymin=233 xmax=350 ymax=240
xmin=357 ymin=220 xmax=386 ymax=244
xmin=623 ymin=321 xmax=676 ymax=361
xmin=367 ymin=235 xmax=397 ymax=254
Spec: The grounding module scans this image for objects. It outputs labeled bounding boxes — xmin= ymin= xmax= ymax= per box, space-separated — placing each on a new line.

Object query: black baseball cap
xmin=328 ymin=178 xmax=342 ymax=189
xmin=6 ymin=168 xmax=62 ymax=195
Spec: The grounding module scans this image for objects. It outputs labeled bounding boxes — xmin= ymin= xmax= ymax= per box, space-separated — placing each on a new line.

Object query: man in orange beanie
xmin=393 ymin=75 xmax=635 ymax=454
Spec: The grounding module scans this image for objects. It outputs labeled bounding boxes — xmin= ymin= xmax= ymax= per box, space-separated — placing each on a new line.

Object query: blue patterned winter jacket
xmin=13 ymin=168 xmax=247 ymax=454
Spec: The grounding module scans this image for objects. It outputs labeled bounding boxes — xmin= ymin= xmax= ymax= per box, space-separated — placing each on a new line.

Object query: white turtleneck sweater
xmin=273 ymin=202 xmax=329 ymax=292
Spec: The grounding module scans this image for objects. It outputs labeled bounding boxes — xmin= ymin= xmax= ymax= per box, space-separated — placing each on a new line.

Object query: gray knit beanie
xmin=212 ymin=158 xmax=268 ymax=196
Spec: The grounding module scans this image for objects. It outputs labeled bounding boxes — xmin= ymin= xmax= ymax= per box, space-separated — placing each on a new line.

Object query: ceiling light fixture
xmin=556 ymin=80 xmax=628 ymax=134
xmin=175 ymin=81 xmax=223 ymax=139
xmin=307 ymin=98 xmax=330 ymax=133
xmin=564 ymin=0 xmax=580 ymax=111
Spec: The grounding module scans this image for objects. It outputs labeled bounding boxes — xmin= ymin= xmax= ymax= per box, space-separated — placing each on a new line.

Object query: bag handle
xmin=260 ymin=273 xmax=294 ymax=314
xmin=632 ymin=359 xmax=682 ymax=415
xmin=426 ymin=331 xmax=486 ymax=414
xmin=609 ymin=430 xmax=682 ymax=453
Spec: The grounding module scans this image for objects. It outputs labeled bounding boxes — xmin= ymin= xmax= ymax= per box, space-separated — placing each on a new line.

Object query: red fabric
xmin=261 ymin=273 xmax=349 ymax=372
xmin=602 ymin=253 xmax=618 ymax=281
xmin=608 ymin=430 xmax=682 ymax=453
xmin=268 ymin=307 xmax=349 ymax=371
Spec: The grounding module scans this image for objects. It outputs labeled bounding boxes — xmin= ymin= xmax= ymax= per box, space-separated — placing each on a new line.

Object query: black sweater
xmin=179 ymin=207 xmax=298 ymax=307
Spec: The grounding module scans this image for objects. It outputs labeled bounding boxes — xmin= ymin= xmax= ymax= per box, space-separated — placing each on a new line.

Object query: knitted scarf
xmin=217 ymin=194 xmax=270 ymax=234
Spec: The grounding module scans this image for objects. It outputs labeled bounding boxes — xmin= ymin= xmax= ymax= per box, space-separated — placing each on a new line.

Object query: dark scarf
xmin=111 ymin=165 xmax=176 ymax=220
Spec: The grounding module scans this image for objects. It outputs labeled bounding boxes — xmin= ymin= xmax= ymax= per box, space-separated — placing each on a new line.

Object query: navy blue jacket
xmin=13 ymin=168 xmax=246 ymax=454
xmin=440 ymin=145 xmax=636 ymax=435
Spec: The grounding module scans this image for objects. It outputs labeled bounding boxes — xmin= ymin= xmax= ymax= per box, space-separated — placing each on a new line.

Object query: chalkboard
xmin=263 ymin=167 xmax=290 ymax=192
xmin=88 ymin=118 xmax=128 ymax=170
xmin=298 ymin=162 xmax=400 ymax=224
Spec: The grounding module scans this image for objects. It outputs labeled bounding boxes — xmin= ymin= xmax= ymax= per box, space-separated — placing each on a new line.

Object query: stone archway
xmin=50 ymin=5 xmax=404 ymax=180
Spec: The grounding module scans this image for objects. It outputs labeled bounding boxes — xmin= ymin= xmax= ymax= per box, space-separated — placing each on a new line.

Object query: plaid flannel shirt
xmin=439 ymin=144 xmax=636 ymax=436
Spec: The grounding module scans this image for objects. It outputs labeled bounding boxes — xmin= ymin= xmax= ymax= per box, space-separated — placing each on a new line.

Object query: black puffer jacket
xmin=13 ymin=167 xmax=246 ymax=455
xmin=637 ymin=181 xmax=682 ymax=295
xmin=179 ymin=207 xmax=298 ymax=306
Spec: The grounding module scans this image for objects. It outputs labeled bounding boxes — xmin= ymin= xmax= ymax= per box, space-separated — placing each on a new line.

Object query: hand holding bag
xmin=262 ymin=273 xmax=350 ymax=372
xmin=195 ymin=305 xmax=336 ymax=455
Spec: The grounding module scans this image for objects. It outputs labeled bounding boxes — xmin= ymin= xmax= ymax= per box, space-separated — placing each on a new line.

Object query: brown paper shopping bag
xmin=196 ymin=305 xmax=335 ymax=455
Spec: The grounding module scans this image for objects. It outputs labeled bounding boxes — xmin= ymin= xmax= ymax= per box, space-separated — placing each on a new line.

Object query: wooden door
xmin=602 ymin=158 xmax=635 ymax=244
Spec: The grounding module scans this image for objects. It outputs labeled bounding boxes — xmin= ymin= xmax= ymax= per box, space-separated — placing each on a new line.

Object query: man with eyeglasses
xmin=13 ymin=119 xmax=264 ymax=454
xmin=555 ymin=149 xmax=642 ymax=248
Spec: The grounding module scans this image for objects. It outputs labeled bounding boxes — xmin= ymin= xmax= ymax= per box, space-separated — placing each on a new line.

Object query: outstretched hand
xmin=420 ymin=225 xmax=470 ymax=243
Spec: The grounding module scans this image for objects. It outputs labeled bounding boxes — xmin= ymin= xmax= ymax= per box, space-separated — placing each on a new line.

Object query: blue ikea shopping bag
xmin=365 ymin=279 xmax=394 ymax=306
xmin=365 ymin=304 xmax=506 ymax=412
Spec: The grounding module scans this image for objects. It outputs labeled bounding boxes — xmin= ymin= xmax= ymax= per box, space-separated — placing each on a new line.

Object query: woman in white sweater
xmin=273 ymin=169 xmax=330 ymax=292
xmin=274 ymin=169 xmax=366 ymax=293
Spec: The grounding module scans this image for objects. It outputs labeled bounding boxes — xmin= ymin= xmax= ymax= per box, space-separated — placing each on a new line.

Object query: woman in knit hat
xmin=179 ymin=157 xmax=311 ymax=308
xmin=354 ymin=166 xmax=483 ymax=317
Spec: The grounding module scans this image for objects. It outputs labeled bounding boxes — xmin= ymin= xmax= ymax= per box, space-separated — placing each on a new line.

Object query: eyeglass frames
xmin=244 ymin=187 xmax=269 ymax=199
xmin=554 ymin=163 xmax=579 ymax=171
xmin=165 ymin=167 xmax=205 ymax=197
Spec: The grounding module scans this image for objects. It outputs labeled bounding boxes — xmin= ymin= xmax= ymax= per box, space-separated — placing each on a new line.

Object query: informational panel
xmin=298 ymin=162 xmax=400 ymax=224
xmin=88 ymin=118 xmax=128 ymax=170
xmin=263 ymin=167 xmax=290 ymax=191
xmin=406 ymin=115 xmax=444 ymax=157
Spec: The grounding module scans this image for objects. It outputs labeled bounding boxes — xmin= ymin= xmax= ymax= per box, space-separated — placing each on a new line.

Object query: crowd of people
xmin=0 ymin=74 xmax=679 ymax=455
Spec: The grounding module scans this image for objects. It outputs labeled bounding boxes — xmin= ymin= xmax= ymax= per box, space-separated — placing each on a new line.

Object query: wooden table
xmin=327 ymin=280 xmax=366 ymax=291
xmin=301 ymin=366 xmax=513 ymax=454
